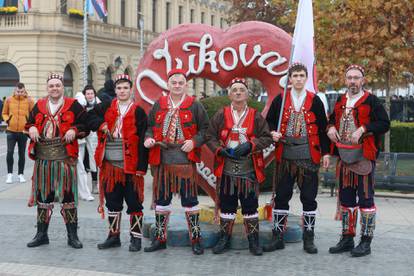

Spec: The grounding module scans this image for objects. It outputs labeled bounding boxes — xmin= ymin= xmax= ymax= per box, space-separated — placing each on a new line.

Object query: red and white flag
xmin=21 ymin=0 xmax=31 ymax=13
xmin=291 ymin=0 xmax=318 ymax=93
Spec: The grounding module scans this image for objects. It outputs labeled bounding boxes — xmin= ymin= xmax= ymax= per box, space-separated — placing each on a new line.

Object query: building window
xmin=192 ymin=79 xmax=196 ymax=90
xmin=105 ymin=67 xmax=113 ymax=82
xmin=63 ymin=65 xmax=74 ymax=97
xmin=121 ymin=0 xmax=126 ymax=27
xmin=137 ymin=0 xmax=142 ymax=29
xmin=152 ymin=0 xmax=157 ymax=32
xmin=211 ymin=15 xmax=215 ymax=26
xmin=178 ymin=5 xmax=183 ymax=24
xmin=220 ymin=17 xmax=224 ymax=28
xmin=203 ymin=79 xmax=207 ymax=94
xmin=190 ymin=9 xmax=194 ymax=23
xmin=166 ymin=2 xmax=170 ymax=29
xmin=60 ymin=0 xmax=67 ymax=14
xmin=201 ymin=12 xmax=205 ymax=24
xmin=4 ymin=0 xmax=18 ymax=7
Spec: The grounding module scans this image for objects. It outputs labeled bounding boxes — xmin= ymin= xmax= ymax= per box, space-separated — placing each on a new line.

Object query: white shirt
xmin=290 ymin=88 xmax=306 ymax=112
xmin=48 ymin=97 xmax=64 ymax=115
xmin=346 ymin=90 xmax=364 ymax=109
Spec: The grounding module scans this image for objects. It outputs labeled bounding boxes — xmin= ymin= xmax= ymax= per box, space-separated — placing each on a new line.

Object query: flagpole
xmin=82 ymin=0 xmax=88 ymax=88
xmin=276 ymin=45 xmax=295 ymax=132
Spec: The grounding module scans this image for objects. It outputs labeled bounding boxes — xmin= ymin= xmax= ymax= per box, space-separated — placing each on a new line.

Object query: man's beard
xmin=348 ymin=86 xmax=360 ymax=95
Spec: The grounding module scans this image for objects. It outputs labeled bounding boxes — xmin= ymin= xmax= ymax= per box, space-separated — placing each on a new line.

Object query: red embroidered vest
xmin=28 ymin=97 xmax=79 ymax=160
xmin=331 ymin=91 xmax=377 ymax=161
xmin=148 ymin=95 xmax=200 ymax=165
xmin=214 ymin=106 xmax=266 ymax=183
xmin=95 ymin=99 xmax=141 ymax=174
xmin=275 ymin=91 xmax=322 ymax=164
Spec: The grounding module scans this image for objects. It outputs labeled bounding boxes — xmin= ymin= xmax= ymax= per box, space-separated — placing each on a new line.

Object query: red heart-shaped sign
xmin=134 ymin=21 xmax=292 ymax=114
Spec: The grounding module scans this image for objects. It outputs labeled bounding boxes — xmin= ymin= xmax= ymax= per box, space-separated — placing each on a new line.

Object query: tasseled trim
xmin=219 ymin=175 xmax=259 ymax=198
xmin=98 ymin=161 xmax=144 ymax=219
xmin=337 ymin=160 xmax=373 ymax=199
xmin=273 ymin=159 xmax=309 ymax=193
xmin=29 ymin=159 xmax=78 ymax=207
xmin=152 ymin=164 xmax=198 ymax=201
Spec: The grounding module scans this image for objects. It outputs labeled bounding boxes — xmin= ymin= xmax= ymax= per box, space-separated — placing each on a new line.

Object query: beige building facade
xmin=0 ymin=0 xmax=231 ymax=99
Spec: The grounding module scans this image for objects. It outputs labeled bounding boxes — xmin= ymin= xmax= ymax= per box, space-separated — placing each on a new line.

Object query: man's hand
xmin=181 ymin=139 xmax=194 ymax=153
xmin=29 ymin=126 xmax=40 ymax=142
xmin=144 ymin=138 xmax=156 ymax=148
xmin=218 ymin=148 xmax=234 ymax=159
xmin=322 ymin=155 xmax=330 ymax=169
xmin=233 ymin=142 xmax=252 ymax=159
xmin=63 ymin=129 xmax=76 ymax=143
xmin=100 ymin=123 xmax=109 ymax=134
xmin=351 ymin=127 xmax=365 ymax=144
xmin=271 ymin=131 xmax=283 ymax=142
xmin=327 ymin=126 xmax=340 ymax=143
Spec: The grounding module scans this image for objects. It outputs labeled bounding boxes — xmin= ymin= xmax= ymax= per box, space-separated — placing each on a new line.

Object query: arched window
xmin=0 ymin=62 xmax=20 ymax=99
xmin=63 ymin=64 xmax=74 ymax=97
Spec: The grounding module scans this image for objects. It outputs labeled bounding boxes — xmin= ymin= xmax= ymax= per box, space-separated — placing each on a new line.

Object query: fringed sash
xmin=29 ymin=159 xmax=77 ymax=207
xmin=152 ymin=164 xmax=197 ymax=201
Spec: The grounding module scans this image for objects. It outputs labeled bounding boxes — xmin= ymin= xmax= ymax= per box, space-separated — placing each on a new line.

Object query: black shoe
xmin=129 ymin=236 xmax=141 ymax=252
xmin=192 ymin=240 xmax=204 ymax=255
xmin=351 ymin=236 xmax=372 ymax=257
xmin=97 ymin=235 xmax=121 ymax=249
xmin=212 ymin=233 xmax=231 ymax=254
xmin=66 ymin=223 xmax=83 ymax=249
xmin=303 ymin=230 xmax=318 ymax=254
xmin=247 ymin=233 xmax=263 ymax=256
xmin=27 ymin=225 xmax=49 ymax=248
xmin=329 ymin=235 xmax=354 ymax=254
xmin=263 ymin=230 xmax=285 ymax=252
xmin=144 ymin=239 xmax=167 ymax=252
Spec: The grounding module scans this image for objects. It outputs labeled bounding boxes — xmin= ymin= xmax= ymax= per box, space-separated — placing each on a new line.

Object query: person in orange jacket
xmin=2 ymin=82 xmax=34 ymax=184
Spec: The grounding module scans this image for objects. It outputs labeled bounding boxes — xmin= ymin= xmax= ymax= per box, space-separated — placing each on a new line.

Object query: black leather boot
xmin=144 ymin=211 xmax=169 ymax=252
xmin=329 ymin=206 xmax=357 ymax=254
xmin=185 ymin=211 xmax=204 ymax=255
xmin=244 ymin=217 xmax=263 ymax=256
xmin=98 ymin=211 xmax=121 ymax=249
xmin=129 ymin=212 xmax=143 ymax=252
xmin=303 ymin=211 xmax=317 ymax=254
xmin=263 ymin=210 xmax=287 ymax=252
xmin=351 ymin=209 xmax=375 ymax=257
xmin=351 ymin=236 xmax=372 ymax=257
xmin=27 ymin=204 xmax=53 ymax=248
xmin=303 ymin=230 xmax=318 ymax=254
xmin=329 ymin=235 xmax=355 ymax=253
xmin=212 ymin=217 xmax=235 ymax=254
xmin=61 ymin=205 xmax=83 ymax=249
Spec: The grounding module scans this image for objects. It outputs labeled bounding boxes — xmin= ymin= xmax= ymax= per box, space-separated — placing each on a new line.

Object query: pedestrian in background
xmin=2 ymin=82 xmax=34 ymax=183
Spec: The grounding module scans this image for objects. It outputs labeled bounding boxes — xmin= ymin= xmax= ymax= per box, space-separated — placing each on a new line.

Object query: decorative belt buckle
xmin=232 ymin=163 xmax=240 ymax=174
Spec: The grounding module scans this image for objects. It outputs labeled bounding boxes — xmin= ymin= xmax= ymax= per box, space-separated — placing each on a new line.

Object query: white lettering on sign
xmin=136 ymin=33 xmax=288 ymax=104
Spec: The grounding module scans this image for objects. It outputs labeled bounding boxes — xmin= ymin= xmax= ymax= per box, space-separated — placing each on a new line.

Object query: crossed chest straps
xmin=223 ymin=106 xmax=254 ymax=177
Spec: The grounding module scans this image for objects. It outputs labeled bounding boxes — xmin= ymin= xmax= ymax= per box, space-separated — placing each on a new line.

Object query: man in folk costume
xmin=206 ymin=78 xmax=272 ymax=256
xmin=87 ymin=74 xmax=148 ymax=252
xmin=143 ymin=69 xmax=209 ymax=255
xmin=265 ymin=63 xmax=330 ymax=254
xmin=327 ymin=65 xmax=390 ymax=257
xmin=26 ymin=73 xmax=89 ymax=249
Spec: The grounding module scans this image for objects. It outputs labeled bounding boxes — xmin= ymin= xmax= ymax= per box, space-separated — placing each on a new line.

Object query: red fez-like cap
xmin=114 ymin=74 xmax=132 ymax=85
xmin=230 ymin=77 xmax=248 ymax=89
xmin=346 ymin=64 xmax=365 ymax=76
xmin=47 ymin=73 xmax=63 ymax=83
xmin=167 ymin=68 xmax=187 ymax=80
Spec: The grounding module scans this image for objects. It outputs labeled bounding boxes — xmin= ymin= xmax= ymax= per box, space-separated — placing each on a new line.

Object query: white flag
xmin=291 ymin=0 xmax=318 ymax=93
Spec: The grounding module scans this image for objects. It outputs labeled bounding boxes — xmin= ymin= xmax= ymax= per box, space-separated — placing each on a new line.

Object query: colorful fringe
xmin=217 ymin=175 xmax=259 ymax=197
xmin=29 ymin=159 xmax=78 ymax=207
xmin=98 ymin=161 xmax=144 ymax=217
xmin=336 ymin=160 xmax=372 ymax=199
xmin=152 ymin=164 xmax=198 ymax=201
xmin=273 ymin=159 xmax=310 ymax=194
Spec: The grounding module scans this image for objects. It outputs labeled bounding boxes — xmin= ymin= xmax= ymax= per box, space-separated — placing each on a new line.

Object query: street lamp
xmin=402 ymin=71 xmax=413 ymax=97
